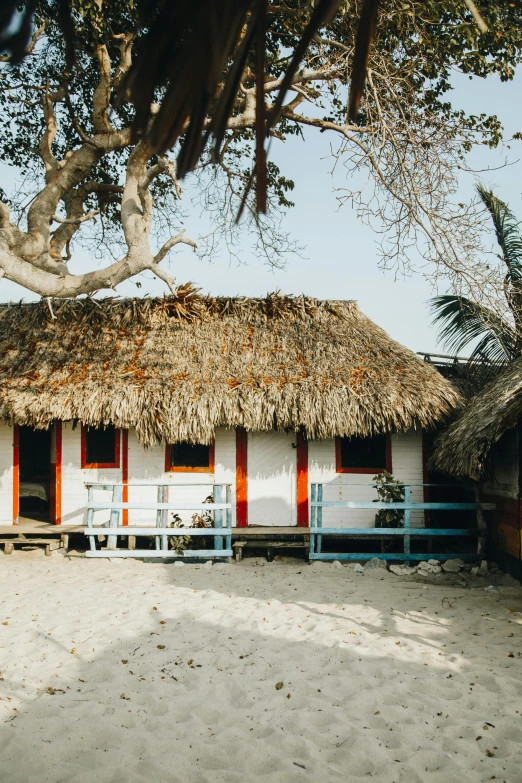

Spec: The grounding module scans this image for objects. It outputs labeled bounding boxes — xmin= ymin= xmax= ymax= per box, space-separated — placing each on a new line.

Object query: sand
xmin=0 ymin=552 xmax=521 ymax=783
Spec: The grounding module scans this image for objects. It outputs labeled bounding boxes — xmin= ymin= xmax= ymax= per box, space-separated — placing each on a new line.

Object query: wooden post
xmin=317 ymin=484 xmax=323 ymax=554
xmin=122 ymin=429 xmax=129 ymax=526
xmin=155 ymin=485 xmax=162 ymax=550
xmin=236 ymin=428 xmax=248 ymax=527
xmin=108 ymin=485 xmax=122 ymax=550
xmin=474 ymin=483 xmax=487 ymax=557
xmin=225 ymin=484 xmax=232 ymax=555
xmin=13 ymin=424 xmax=19 ymax=525
xmin=403 ymin=485 xmax=411 ymax=559
xmin=86 ymin=485 xmax=96 ymax=551
xmin=55 ymin=421 xmax=62 ymax=525
xmin=310 ymin=483 xmax=317 ymax=558
xmin=160 ymin=485 xmax=168 ymax=551
xmin=214 ymin=484 xmax=223 ymax=552
xmin=296 ymin=431 xmax=309 ymax=526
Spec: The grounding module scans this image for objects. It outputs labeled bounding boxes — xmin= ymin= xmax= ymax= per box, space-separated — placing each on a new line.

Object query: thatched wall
xmin=0 ymin=290 xmax=459 ymax=447
xmin=431 ymin=358 xmax=522 ymax=480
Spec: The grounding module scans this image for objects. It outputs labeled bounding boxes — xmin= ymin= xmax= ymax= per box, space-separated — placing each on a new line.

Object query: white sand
xmin=0 ymin=552 xmax=521 ymax=783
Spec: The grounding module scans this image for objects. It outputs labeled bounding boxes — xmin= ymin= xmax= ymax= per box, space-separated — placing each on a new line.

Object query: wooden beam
xmin=122 ymin=429 xmax=129 ymax=525
xmin=12 ymin=425 xmax=19 ymax=525
xmin=55 ymin=422 xmax=62 ymax=525
xmin=296 ymin=431 xmax=309 ymax=527
xmin=236 ymin=427 xmax=248 ymax=527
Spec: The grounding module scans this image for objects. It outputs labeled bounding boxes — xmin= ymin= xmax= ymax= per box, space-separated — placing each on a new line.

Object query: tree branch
xmin=153 ymin=230 xmax=197 ymax=264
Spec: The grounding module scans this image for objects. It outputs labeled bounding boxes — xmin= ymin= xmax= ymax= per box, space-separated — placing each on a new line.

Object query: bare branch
xmin=153 ymin=230 xmax=197 ymax=264
xmin=51 ymin=210 xmax=100 ymax=225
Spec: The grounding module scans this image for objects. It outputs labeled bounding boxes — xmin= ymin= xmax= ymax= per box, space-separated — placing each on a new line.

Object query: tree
xmin=430 ymin=185 xmax=522 ymax=364
xmin=0 ymin=1 xmax=520 ymax=299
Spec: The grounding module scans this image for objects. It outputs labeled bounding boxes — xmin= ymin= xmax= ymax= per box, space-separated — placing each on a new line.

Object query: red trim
xmin=81 ymin=425 xmax=121 ymax=469
xmin=122 ymin=430 xmax=129 ymax=525
xmin=164 ymin=442 xmax=215 ymax=473
xmin=335 ymin=434 xmax=392 ymax=474
xmin=236 ymin=428 xmax=248 ymax=527
xmin=13 ymin=425 xmax=19 ymax=524
xmin=296 ymin=431 xmax=309 ymax=526
xmin=54 ymin=422 xmax=62 ymax=525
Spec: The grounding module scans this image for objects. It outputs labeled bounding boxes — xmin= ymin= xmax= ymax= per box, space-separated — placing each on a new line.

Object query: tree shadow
xmin=0 ymin=559 xmax=520 ymax=783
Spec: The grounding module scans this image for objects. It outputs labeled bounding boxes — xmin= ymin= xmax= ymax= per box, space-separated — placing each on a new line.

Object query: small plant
xmin=373 ymin=471 xmax=404 ymax=528
xmin=169 ymin=494 xmax=214 ymax=555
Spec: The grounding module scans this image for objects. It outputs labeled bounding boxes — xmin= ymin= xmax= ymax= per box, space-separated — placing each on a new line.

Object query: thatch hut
xmin=431 ymin=359 xmax=522 ymax=577
xmin=0 ymin=290 xmax=458 ymax=528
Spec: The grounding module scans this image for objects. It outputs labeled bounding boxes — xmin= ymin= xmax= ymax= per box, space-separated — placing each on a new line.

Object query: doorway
xmin=247 ymin=431 xmax=297 ymax=526
xmin=18 ymin=426 xmax=52 ymax=522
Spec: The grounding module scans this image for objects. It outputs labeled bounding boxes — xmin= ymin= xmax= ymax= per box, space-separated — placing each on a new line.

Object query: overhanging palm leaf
xmin=477 ymin=185 xmax=522 ymax=281
xmin=430 ymin=294 xmax=516 ymax=364
xmin=431 ymin=186 xmax=522 ymax=363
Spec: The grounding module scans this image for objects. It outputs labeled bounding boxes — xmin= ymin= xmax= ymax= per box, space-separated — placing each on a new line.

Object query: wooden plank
xmin=309 ymin=553 xmax=478 ymax=561
xmin=308 ymin=527 xmax=479 ymax=536
xmin=86 ymin=549 xmax=233 ymax=558
xmin=84 ymin=527 xmax=231 ymax=536
xmin=88 ymin=502 xmax=231 ymax=511
xmin=85 ymin=482 xmax=232 ymax=488
xmin=0 ymin=525 xmax=86 ymax=534
xmin=310 ymin=501 xmax=495 ymax=510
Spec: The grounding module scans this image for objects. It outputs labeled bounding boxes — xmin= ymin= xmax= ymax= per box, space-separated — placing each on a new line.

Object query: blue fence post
xmin=225 ymin=484 xmax=232 ymax=555
xmin=108 ymin=484 xmax=122 ymax=550
xmin=214 ymin=484 xmax=223 ymax=553
xmin=403 ymin=485 xmax=411 ymax=559
xmin=317 ymin=484 xmax=323 ymax=555
xmin=86 ymin=485 xmax=96 ymax=552
xmin=155 ymin=485 xmax=163 ymax=551
xmin=161 ymin=485 xmax=168 ymax=551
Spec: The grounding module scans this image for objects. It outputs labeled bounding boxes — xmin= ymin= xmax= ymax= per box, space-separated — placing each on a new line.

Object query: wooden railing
xmin=84 ymin=482 xmax=232 ymax=559
xmin=310 ymin=483 xmax=495 ymax=562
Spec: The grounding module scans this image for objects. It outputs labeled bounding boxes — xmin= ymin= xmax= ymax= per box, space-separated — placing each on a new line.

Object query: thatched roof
xmin=431 ymin=359 xmax=522 ymax=479
xmin=0 ymin=290 xmax=459 ymax=447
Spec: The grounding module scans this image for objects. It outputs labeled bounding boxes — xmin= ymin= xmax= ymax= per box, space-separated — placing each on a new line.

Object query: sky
xmin=0 ymin=71 xmax=520 ymax=355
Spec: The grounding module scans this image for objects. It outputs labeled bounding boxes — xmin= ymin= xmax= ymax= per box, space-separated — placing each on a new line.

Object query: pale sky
xmin=0 ymin=71 xmax=520 ymax=355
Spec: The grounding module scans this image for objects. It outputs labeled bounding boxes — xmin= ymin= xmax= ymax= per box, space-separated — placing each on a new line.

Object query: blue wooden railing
xmin=310 ymin=483 xmax=495 ymax=562
xmin=84 ymin=482 xmax=232 ymax=559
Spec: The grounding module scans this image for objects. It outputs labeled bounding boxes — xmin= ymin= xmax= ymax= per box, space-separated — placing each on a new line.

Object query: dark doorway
xmin=19 ymin=426 xmax=51 ymax=521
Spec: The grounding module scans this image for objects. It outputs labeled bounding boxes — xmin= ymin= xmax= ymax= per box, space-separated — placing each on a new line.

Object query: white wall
xmin=61 ymin=423 xmax=122 ymax=526
xmin=125 ymin=426 xmax=235 ymax=527
xmin=0 ymin=422 xmax=13 ymax=523
xmin=3 ymin=422 xmax=425 ymax=530
xmin=308 ymin=429 xmax=425 ymax=528
xmin=61 ymin=425 xmax=236 ymax=528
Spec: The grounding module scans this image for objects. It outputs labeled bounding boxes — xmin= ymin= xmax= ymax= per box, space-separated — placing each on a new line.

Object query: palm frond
xmin=477 ymin=184 xmax=522 ymax=280
xmin=430 ymin=294 xmax=515 ymax=364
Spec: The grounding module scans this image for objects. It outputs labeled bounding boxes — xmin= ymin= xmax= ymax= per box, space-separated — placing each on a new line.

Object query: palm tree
xmin=430 ymin=185 xmax=522 ymax=364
